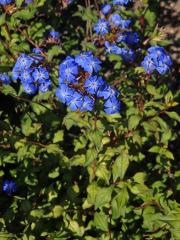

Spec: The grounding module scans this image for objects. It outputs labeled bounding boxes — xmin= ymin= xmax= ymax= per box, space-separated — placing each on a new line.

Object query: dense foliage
xmin=0 ymin=0 xmax=179 ymax=239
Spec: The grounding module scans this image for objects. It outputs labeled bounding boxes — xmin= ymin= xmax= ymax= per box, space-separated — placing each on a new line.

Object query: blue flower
xmin=61 ymin=56 xmax=75 ymax=65
xmin=67 ymin=91 xmax=83 ymax=111
xmin=2 ymin=180 xmax=16 ymax=196
xmin=110 ymin=14 xmax=122 ymax=27
xmin=113 ymin=0 xmax=131 ymax=6
xmin=12 ymin=65 xmax=21 ymax=81
xmin=12 ymin=54 xmax=33 ymax=81
xmin=75 ymin=51 xmax=92 ymax=69
xmin=98 ymin=84 xmax=119 ymax=100
xmin=111 ymin=46 xmax=124 ymax=55
xmin=83 ymin=55 xmax=102 ymax=74
xmin=105 ymin=42 xmax=123 ymax=55
xmin=20 ymin=69 xmax=34 ymax=83
xmin=15 ymin=54 xmax=33 ymax=70
xmin=119 ymin=19 xmax=131 ymax=29
xmin=104 ymin=97 xmax=120 ymax=114
xmin=93 ymin=19 xmax=109 ymax=35
xmin=124 ymin=31 xmax=139 ymax=45
xmin=116 ymin=33 xmax=127 ymax=43
xmin=80 ymin=96 xmax=94 ymax=112
xmin=32 ymin=67 xmax=49 ymax=83
xmin=0 ymin=73 xmax=10 ymax=85
xmin=104 ymin=41 xmax=114 ymax=54
xmin=148 ymin=46 xmax=172 ymax=66
xmin=59 ymin=57 xmax=78 ymax=83
xmin=39 ymin=80 xmax=51 ymax=93
xmin=120 ymin=48 xmax=135 ymax=62
xmin=49 ymin=31 xmax=60 ymax=39
xmin=141 ymin=55 xmax=156 ymax=73
xmin=148 ymin=46 xmax=165 ymax=55
xmin=23 ymin=83 xmax=37 ymax=94
xmin=101 ymin=4 xmax=111 ymax=15
xmin=155 ymin=62 xmax=170 ymax=75
xmin=141 ymin=46 xmax=172 ymax=75
xmin=0 ymin=0 xmax=13 ymax=5
xmin=56 ymin=84 xmax=74 ymax=104
xmin=84 ymin=75 xmax=105 ymax=94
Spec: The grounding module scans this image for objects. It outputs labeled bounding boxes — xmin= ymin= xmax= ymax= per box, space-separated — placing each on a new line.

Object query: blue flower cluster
xmin=141 ymin=46 xmax=172 ymax=75
xmin=0 ymin=73 xmax=10 ymax=85
xmin=94 ymin=1 xmax=139 ymax=63
xmin=0 ymin=0 xmax=12 ymax=5
xmin=2 ymin=180 xmax=16 ymax=196
xmin=12 ymin=49 xmax=51 ymax=94
xmin=56 ymin=52 xmax=120 ymax=114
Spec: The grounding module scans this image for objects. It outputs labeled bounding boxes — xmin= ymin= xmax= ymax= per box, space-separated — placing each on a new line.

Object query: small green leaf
xmin=146 ymin=84 xmax=157 ymax=95
xmin=85 ymin=147 xmax=97 ymax=166
xmin=53 ymin=130 xmax=64 ymax=143
xmin=52 ymin=205 xmax=63 ymax=218
xmin=15 ymin=0 xmax=24 ymax=7
xmin=128 ymin=115 xmax=141 ymax=130
xmin=48 ymin=168 xmax=60 ymax=178
xmin=87 ymin=183 xmax=100 ymax=205
xmin=30 ymin=209 xmax=44 ymax=218
xmin=166 ymin=111 xmax=180 ymax=123
xmin=112 ymin=187 xmax=129 ymax=219
xmin=2 ymin=85 xmax=17 ymax=96
xmin=94 ymin=212 xmax=108 ymax=232
xmin=0 ymin=13 xmax=6 ymax=26
xmin=112 ymin=152 xmax=129 ymax=181
xmin=133 ymin=172 xmax=147 ymax=184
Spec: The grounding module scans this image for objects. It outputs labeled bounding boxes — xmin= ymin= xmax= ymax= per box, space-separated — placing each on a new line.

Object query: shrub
xmin=0 ymin=0 xmax=179 ymax=239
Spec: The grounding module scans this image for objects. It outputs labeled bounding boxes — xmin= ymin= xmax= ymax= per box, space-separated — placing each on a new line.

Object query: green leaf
xmin=95 ymin=187 xmax=113 ymax=209
xmin=47 ymin=46 xmax=65 ymax=61
xmin=68 ymin=220 xmax=84 ymax=237
xmin=30 ymin=209 xmax=44 ymax=218
xmin=2 ymin=85 xmax=17 ymax=96
xmin=146 ymin=84 xmax=157 ymax=95
xmin=87 ymin=183 xmax=100 ymax=205
xmin=128 ymin=115 xmax=141 ymax=130
xmin=96 ymin=164 xmax=110 ymax=184
xmin=87 ymin=130 xmax=103 ymax=150
xmin=112 ymin=187 xmax=129 ymax=219
xmin=46 ymin=144 xmax=61 ymax=154
xmin=165 ymin=111 xmax=180 ymax=123
xmin=15 ymin=0 xmax=24 ymax=7
xmin=133 ymin=172 xmax=147 ymax=184
xmin=13 ymin=8 xmax=37 ymax=20
xmin=144 ymin=9 xmax=156 ymax=27
xmin=149 ymin=146 xmax=161 ymax=153
xmin=48 ymin=167 xmax=60 ymax=178
xmin=85 ymin=147 xmax=97 ymax=166
xmin=53 ymin=130 xmax=64 ymax=143
xmin=0 ymin=13 xmax=6 ymax=26
xmin=52 ymin=205 xmax=63 ymax=218
xmin=94 ymin=212 xmax=108 ymax=232
xmin=112 ymin=151 xmax=129 ymax=182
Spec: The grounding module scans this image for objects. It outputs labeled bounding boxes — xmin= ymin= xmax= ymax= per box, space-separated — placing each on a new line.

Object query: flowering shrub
xmin=0 ymin=0 xmax=179 ymax=239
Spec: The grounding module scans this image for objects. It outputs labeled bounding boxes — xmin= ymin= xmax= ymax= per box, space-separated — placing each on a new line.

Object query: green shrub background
xmin=0 ymin=0 xmax=179 ymax=239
